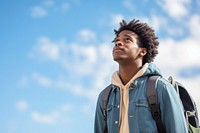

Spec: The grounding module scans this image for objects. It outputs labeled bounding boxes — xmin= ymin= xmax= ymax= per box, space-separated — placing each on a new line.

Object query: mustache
xmin=113 ymin=47 xmax=125 ymax=51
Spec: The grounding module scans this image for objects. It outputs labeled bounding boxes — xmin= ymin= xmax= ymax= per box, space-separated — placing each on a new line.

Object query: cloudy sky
xmin=0 ymin=0 xmax=200 ymax=133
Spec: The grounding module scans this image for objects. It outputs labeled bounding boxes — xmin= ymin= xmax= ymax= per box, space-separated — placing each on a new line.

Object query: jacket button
xmin=115 ymin=121 xmax=118 ymax=124
xmin=129 ymin=115 xmax=134 ymax=118
xmin=117 ymin=105 xmax=120 ymax=108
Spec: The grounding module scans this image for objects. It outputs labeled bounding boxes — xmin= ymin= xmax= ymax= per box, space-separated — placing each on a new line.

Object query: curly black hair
xmin=114 ymin=19 xmax=159 ymax=64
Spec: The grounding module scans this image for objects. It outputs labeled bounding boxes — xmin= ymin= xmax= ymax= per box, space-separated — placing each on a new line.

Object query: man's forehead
xmin=117 ymin=30 xmax=137 ymax=37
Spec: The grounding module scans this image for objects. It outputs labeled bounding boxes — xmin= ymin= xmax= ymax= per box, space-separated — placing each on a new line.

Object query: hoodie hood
xmin=111 ymin=63 xmax=162 ymax=88
xmin=142 ymin=63 xmax=162 ymax=77
xmin=112 ymin=63 xmax=149 ymax=87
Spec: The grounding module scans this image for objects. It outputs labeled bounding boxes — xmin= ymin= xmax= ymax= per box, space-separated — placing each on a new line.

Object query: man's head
xmin=112 ymin=19 xmax=159 ymax=65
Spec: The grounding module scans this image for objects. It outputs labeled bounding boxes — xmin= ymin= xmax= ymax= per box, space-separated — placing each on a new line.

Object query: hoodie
xmin=111 ymin=63 xmax=149 ymax=133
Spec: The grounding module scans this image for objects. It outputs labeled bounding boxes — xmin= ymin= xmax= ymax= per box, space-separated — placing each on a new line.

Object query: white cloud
xmin=29 ymin=37 xmax=67 ymax=61
xmin=110 ymin=14 xmax=124 ymax=27
xmin=155 ymin=37 xmax=200 ymax=78
xmin=165 ymin=26 xmax=184 ymax=37
xmin=31 ymin=6 xmax=48 ymax=18
xmin=29 ymin=36 xmax=98 ymax=75
xmin=63 ymin=43 xmax=115 ymax=99
xmin=155 ymin=14 xmax=200 ymax=77
xmin=141 ymin=15 xmax=184 ymax=37
xmin=30 ymin=37 xmax=97 ymax=72
xmin=89 ymin=44 xmax=116 ymax=89
xmin=16 ymin=100 xmax=28 ymax=112
xmin=78 ymin=29 xmax=96 ymax=42
xmin=28 ymin=37 xmax=106 ymax=111
xmin=157 ymin=0 xmax=191 ymax=20
xmin=62 ymin=44 xmax=97 ymax=75
xmin=32 ymin=72 xmax=52 ymax=87
xmin=148 ymin=15 xmax=167 ymax=32
xmin=30 ymin=1 xmax=70 ymax=18
xmin=55 ymin=79 xmax=84 ymax=96
xmin=188 ymin=14 xmax=200 ymax=40
xmin=29 ymin=38 xmax=116 ymax=100
xmin=77 ymin=45 xmax=97 ymax=63
xmin=159 ymin=18 xmax=182 ymax=36
xmin=31 ymin=104 xmax=72 ymax=124
xmin=29 ymin=71 xmax=88 ymax=97
xmin=32 ymin=112 xmax=56 ymax=124
xmin=141 ymin=15 xmax=167 ymax=33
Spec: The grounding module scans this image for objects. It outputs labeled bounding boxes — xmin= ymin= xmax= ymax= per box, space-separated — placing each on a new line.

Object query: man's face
xmin=112 ymin=30 xmax=145 ymax=64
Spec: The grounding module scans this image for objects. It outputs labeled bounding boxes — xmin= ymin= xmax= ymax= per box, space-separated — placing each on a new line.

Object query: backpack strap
xmin=102 ymin=84 xmax=112 ymax=118
xmin=101 ymin=84 xmax=112 ymax=133
xmin=147 ymin=76 xmax=166 ymax=133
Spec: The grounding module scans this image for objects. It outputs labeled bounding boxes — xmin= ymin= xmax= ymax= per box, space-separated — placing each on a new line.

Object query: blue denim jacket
xmin=94 ymin=63 xmax=188 ymax=133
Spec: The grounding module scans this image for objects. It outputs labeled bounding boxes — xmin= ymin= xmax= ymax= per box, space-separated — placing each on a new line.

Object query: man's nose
xmin=115 ymin=41 xmax=123 ymax=47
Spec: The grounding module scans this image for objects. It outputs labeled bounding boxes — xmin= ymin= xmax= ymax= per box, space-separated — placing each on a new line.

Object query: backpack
xmin=101 ymin=76 xmax=200 ymax=133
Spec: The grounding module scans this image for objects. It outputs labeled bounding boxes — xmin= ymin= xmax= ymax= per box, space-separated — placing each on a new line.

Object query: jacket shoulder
xmin=157 ymin=77 xmax=173 ymax=89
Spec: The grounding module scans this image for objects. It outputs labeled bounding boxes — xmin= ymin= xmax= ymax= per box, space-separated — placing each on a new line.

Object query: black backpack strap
xmin=147 ymin=76 xmax=166 ymax=133
xmin=101 ymin=84 xmax=112 ymax=133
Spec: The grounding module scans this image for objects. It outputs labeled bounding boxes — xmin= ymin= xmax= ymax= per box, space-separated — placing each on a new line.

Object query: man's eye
xmin=125 ymin=38 xmax=131 ymax=42
xmin=112 ymin=39 xmax=119 ymax=43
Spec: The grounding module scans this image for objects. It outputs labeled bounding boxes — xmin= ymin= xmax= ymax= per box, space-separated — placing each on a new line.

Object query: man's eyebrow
xmin=112 ymin=34 xmax=133 ymax=42
xmin=124 ymin=34 xmax=132 ymax=38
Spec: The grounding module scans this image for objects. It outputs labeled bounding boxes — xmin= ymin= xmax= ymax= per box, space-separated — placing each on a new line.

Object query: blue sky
xmin=0 ymin=0 xmax=200 ymax=133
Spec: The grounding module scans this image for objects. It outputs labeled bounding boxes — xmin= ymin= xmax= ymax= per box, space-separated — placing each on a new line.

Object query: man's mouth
xmin=114 ymin=47 xmax=125 ymax=52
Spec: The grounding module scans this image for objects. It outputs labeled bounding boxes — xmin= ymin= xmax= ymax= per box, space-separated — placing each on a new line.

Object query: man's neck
xmin=118 ymin=63 xmax=143 ymax=85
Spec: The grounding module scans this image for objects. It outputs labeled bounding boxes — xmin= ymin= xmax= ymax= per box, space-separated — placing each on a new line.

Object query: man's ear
xmin=139 ymin=48 xmax=147 ymax=57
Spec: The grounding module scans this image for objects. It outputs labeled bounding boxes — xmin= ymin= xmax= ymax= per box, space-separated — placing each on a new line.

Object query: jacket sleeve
xmin=157 ymin=79 xmax=188 ymax=133
xmin=94 ymin=92 xmax=107 ymax=133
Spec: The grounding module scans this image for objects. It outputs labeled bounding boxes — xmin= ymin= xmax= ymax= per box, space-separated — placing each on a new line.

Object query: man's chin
xmin=113 ymin=57 xmax=124 ymax=62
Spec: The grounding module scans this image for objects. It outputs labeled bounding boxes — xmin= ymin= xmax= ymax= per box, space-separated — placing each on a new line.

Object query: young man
xmin=94 ymin=19 xmax=188 ymax=133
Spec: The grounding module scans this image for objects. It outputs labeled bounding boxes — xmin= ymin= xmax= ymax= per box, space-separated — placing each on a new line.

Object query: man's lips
xmin=114 ymin=47 xmax=125 ymax=52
